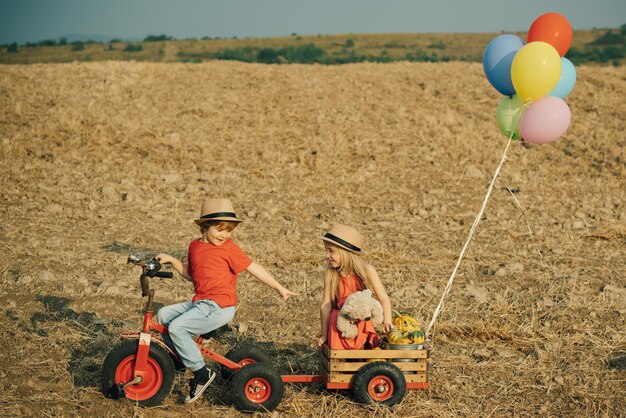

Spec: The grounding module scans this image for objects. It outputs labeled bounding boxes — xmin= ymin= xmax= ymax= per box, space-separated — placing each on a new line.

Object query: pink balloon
xmin=520 ymin=96 xmax=571 ymax=144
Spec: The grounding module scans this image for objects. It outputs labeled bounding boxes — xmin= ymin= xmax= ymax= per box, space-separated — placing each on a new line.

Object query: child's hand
xmin=316 ymin=335 xmax=327 ymax=349
xmin=382 ymin=321 xmax=394 ymax=334
xmin=155 ymin=253 xmax=175 ymax=265
xmin=277 ymin=286 xmax=298 ymax=300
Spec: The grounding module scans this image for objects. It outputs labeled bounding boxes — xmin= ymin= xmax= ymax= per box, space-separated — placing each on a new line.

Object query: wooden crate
xmin=320 ymin=344 xmax=429 ymax=390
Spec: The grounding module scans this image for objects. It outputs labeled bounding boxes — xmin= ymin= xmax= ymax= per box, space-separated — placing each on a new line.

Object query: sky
xmin=1 ymin=0 xmax=624 ymax=44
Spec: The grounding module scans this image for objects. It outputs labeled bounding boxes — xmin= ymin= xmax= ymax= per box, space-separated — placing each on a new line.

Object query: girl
xmin=317 ymin=223 xmax=393 ymax=350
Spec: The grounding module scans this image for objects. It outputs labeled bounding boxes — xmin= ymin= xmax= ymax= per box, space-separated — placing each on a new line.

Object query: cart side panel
xmin=328 ymin=348 xmax=427 ymax=359
xmin=320 ymin=345 xmax=429 ymax=389
xmin=330 ymin=360 xmax=427 ymax=372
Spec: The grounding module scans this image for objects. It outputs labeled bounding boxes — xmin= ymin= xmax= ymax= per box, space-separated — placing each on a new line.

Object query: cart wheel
xmin=352 ymin=362 xmax=406 ymax=406
xmin=220 ymin=344 xmax=272 ymax=380
xmin=229 ymin=362 xmax=284 ymax=412
xmin=101 ymin=339 xmax=175 ymax=407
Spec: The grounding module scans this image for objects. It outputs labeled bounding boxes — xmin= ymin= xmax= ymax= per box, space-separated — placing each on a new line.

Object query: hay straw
xmin=0 ymin=61 xmax=624 ymax=416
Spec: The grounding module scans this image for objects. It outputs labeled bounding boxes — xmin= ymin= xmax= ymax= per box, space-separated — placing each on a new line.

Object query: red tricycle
xmin=101 ymin=255 xmax=429 ymax=412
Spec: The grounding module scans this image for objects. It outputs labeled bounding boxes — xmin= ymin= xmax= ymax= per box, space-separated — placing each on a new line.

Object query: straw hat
xmin=194 ymin=198 xmax=243 ymax=224
xmin=321 ymin=223 xmax=365 ymax=254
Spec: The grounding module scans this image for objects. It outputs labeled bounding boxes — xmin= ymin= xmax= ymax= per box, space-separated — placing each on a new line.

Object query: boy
xmin=156 ymin=198 xmax=296 ymax=403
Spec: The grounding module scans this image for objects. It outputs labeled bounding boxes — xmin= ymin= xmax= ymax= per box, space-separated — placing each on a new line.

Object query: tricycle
xmin=101 ymin=255 xmax=429 ymax=411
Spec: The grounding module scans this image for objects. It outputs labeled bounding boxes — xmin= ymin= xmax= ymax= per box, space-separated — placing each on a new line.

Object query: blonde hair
xmin=325 ymin=244 xmax=373 ymax=307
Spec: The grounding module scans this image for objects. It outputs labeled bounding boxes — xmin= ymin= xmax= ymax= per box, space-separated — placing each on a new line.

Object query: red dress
xmin=327 ymin=274 xmax=380 ymax=350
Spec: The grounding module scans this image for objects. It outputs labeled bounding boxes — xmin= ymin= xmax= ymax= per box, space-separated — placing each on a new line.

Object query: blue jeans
xmin=157 ymin=300 xmax=235 ymax=372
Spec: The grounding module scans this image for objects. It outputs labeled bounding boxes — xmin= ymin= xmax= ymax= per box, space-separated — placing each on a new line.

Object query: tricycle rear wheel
xmin=229 ymin=362 xmax=284 ymax=412
xmin=220 ymin=344 xmax=273 ymax=380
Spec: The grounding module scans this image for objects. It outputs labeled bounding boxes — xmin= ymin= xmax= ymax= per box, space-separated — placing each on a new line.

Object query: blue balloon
xmin=482 ymin=35 xmax=525 ymax=96
xmin=548 ymin=57 xmax=576 ymax=98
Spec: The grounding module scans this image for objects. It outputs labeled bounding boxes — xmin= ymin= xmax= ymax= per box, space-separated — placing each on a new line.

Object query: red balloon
xmin=527 ymin=12 xmax=573 ymax=57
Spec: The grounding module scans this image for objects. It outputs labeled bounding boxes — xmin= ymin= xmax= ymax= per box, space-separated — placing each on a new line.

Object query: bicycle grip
xmin=155 ymin=271 xmax=173 ymax=279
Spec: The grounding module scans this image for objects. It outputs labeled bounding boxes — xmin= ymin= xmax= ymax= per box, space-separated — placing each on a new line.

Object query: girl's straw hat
xmin=321 ymin=223 xmax=364 ymax=254
xmin=194 ymin=198 xmax=243 ymax=224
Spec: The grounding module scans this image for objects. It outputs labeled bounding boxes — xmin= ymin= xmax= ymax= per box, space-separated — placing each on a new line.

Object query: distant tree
xmin=144 ymin=34 xmax=173 ymax=42
xmin=345 ymin=38 xmax=355 ymax=47
xmin=590 ymin=29 xmax=624 ymax=45
xmin=297 ymin=43 xmax=325 ymax=63
xmin=212 ymin=47 xmax=256 ymax=62
xmin=38 ymin=39 xmax=57 ymax=46
xmin=621 ymin=24 xmax=626 ymax=36
xmin=405 ymin=49 xmax=438 ymax=62
xmin=600 ymin=45 xmax=624 ymax=61
xmin=278 ymin=43 xmax=325 ymax=63
xmin=7 ymin=42 xmax=18 ymax=53
xmin=110 ymin=38 xmax=123 ymax=43
xmin=257 ymin=48 xmax=279 ymax=64
xmin=123 ymin=44 xmax=143 ymax=52
xmin=59 ymin=37 xmax=67 ymax=45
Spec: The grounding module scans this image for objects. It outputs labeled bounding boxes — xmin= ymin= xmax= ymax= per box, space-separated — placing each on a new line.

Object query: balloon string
xmin=426 ymin=132 xmax=514 ymax=339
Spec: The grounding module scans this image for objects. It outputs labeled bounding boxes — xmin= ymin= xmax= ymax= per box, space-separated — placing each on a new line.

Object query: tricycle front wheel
xmin=101 ymin=339 xmax=175 ymax=407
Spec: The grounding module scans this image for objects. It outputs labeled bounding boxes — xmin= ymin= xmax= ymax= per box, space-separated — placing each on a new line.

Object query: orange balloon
xmin=527 ymin=12 xmax=573 ymax=57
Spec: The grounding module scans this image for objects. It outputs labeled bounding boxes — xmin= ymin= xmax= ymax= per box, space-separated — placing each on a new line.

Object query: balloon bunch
xmin=483 ymin=13 xmax=576 ymax=144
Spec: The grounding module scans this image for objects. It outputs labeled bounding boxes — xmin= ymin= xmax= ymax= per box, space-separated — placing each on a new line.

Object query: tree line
xmin=3 ymin=27 xmax=624 ymax=66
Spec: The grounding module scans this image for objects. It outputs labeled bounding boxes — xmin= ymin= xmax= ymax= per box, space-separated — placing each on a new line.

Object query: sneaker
xmin=184 ymin=369 xmax=216 ymax=404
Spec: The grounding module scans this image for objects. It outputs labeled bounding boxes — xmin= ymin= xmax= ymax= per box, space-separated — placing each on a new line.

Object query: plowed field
xmin=0 ymin=61 xmax=624 ymax=416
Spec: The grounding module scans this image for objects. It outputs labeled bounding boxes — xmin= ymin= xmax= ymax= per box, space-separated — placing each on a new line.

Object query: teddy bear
xmin=336 ymin=289 xmax=383 ymax=339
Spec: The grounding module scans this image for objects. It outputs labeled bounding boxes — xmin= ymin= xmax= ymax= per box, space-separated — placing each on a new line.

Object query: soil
xmin=0 ymin=60 xmax=624 ymax=417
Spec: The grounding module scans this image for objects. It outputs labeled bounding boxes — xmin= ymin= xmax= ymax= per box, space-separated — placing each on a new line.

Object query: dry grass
xmin=0 ymin=60 xmax=624 ymax=417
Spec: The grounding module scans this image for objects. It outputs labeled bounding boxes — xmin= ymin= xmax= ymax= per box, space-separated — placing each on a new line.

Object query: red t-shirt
xmin=187 ymin=238 xmax=252 ymax=308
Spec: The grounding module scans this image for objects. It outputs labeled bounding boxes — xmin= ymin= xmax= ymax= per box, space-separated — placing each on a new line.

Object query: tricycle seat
xmin=200 ymin=324 xmax=230 ymax=339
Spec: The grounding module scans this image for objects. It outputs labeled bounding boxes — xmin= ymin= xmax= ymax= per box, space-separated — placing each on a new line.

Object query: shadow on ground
xmin=33 ymin=295 xmax=125 ymax=387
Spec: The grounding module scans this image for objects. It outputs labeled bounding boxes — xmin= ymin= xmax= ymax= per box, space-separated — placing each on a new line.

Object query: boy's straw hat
xmin=194 ymin=198 xmax=243 ymax=224
xmin=321 ymin=224 xmax=364 ymax=254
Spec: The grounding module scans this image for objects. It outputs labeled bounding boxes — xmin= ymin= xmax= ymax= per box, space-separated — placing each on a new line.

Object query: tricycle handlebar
xmin=150 ymin=271 xmax=173 ymax=279
xmin=127 ymin=254 xmax=173 ymax=296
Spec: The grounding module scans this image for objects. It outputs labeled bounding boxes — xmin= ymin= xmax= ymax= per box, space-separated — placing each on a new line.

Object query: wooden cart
xmin=309 ymin=344 xmax=429 ymax=405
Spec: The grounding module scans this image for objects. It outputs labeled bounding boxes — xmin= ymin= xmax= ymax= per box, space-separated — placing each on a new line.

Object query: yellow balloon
xmin=511 ymin=41 xmax=561 ymax=102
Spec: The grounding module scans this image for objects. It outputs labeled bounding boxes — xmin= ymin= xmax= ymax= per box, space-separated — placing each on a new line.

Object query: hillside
xmin=1 ymin=28 xmax=624 ymax=65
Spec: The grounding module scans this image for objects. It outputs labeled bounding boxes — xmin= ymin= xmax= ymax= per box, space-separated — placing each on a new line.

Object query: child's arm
xmin=366 ymin=264 xmax=393 ymax=333
xmin=155 ymin=253 xmax=192 ymax=281
xmin=318 ymin=273 xmax=333 ymax=348
xmin=245 ymin=262 xmax=297 ymax=300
